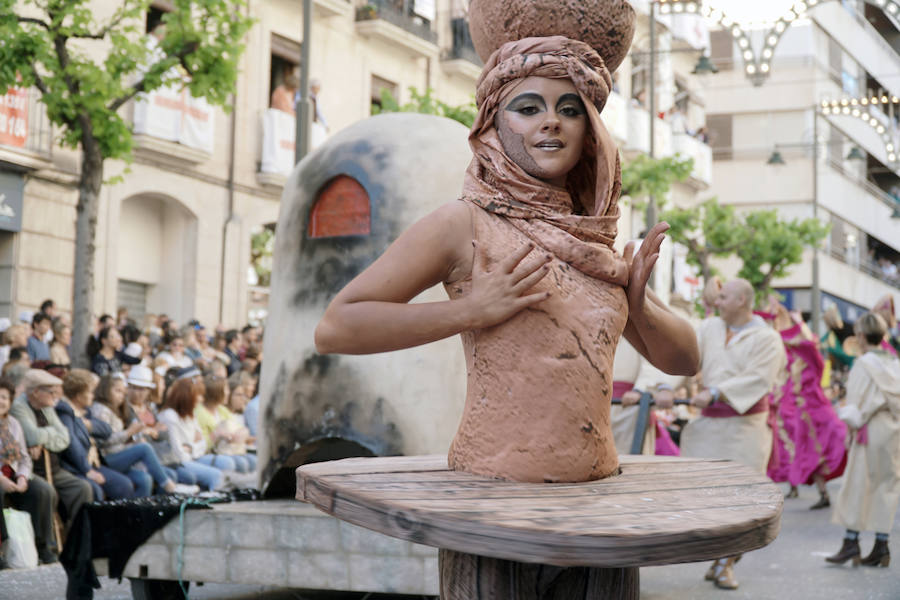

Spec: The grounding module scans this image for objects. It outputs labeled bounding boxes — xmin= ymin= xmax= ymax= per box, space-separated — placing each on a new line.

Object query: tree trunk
xmin=71 ymin=142 xmax=104 ymax=368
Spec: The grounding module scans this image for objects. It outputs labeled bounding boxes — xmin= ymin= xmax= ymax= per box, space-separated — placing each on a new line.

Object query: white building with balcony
xmin=0 ymin=0 xmax=483 ymax=326
xmin=606 ymin=2 xmax=715 ymax=304
xmin=704 ymin=0 xmax=900 ymax=328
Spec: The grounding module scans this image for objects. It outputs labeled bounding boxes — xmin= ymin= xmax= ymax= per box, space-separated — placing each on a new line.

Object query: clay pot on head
xmin=467 ymin=0 xmax=636 ymax=73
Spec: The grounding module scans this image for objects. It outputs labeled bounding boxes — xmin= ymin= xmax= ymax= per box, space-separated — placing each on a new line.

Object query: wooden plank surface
xmin=296 ymin=455 xmax=782 ymax=568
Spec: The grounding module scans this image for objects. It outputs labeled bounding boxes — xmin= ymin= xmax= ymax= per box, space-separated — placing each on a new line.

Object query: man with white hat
xmin=9 ymin=369 xmax=93 ymax=553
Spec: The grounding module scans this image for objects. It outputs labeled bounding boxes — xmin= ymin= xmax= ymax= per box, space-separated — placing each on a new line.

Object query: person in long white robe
xmin=680 ymin=279 xmax=786 ymax=590
xmin=826 ymin=312 xmax=900 ymax=568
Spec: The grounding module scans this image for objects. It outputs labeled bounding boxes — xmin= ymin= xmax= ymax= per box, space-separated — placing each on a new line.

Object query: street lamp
xmin=692 ymin=54 xmax=719 ymax=75
xmin=846 ymin=146 xmax=867 ymax=161
xmin=766 ymin=149 xmax=787 ymax=165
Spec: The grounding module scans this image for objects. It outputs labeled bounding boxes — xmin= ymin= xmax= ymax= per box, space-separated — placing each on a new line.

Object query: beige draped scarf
xmin=462 ymin=35 xmax=628 ymax=286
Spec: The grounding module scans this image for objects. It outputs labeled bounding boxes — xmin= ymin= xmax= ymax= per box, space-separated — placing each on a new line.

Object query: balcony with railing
xmin=0 ymin=86 xmax=53 ymax=170
xmin=442 ymin=17 xmax=482 ymax=80
xmin=130 ymin=85 xmax=215 ymax=164
xmin=672 ymin=133 xmax=712 ymax=188
xmin=355 ymin=0 xmax=439 ymax=57
xmin=624 ymin=104 xmax=672 ymax=157
xmin=258 ymin=108 xmax=296 ymax=187
xmin=314 ymin=0 xmax=352 ymax=18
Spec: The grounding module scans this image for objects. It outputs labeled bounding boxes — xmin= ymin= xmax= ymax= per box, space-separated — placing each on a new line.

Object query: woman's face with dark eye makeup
xmin=495 ymin=76 xmax=587 ymax=187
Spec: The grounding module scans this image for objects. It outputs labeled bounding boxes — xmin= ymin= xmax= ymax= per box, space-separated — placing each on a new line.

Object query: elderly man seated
xmin=9 ymin=369 xmax=93 ymax=561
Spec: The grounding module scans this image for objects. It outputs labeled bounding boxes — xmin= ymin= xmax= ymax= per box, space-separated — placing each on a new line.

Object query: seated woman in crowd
xmin=226 ymin=377 xmax=250 ymax=427
xmin=55 ymin=369 xmax=136 ymax=501
xmin=49 ymin=319 xmax=72 ymax=375
xmin=90 ymin=374 xmax=185 ymax=495
xmin=0 ymin=377 xmax=57 ymax=566
xmin=87 ymin=327 xmax=125 ymax=377
xmin=194 ymin=375 xmax=256 ymax=473
xmin=156 ymin=373 xmax=223 ymax=490
xmin=156 ymin=334 xmax=194 ymax=371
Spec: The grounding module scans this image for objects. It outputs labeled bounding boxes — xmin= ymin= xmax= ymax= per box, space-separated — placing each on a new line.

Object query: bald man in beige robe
xmin=681 ymin=279 xmax=786 ymax=590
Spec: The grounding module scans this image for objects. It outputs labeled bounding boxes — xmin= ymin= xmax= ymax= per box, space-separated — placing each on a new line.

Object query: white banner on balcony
xmin=133 ymin=86 xmax=214 ymax=153
xmin=261 ymin=108 xmax=296 ymax=175
xmin=672 ymin=242 xmax=701 ymax=302
xmin=659 ymin=13 xmax=710 ymax=51
xmin=0 ymin=86 xmax=28 ymax=148
xmin=414 ymin=0 xmax=436 ymax=21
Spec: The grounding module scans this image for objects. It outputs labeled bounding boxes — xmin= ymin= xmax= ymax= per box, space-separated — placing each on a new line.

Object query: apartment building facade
xmin=0 ymin=0 xmax=482 ymax=327
xmin=704 ymin=0 xmax=900 ymax=328
xmin=605 ymin=0 xmax=715 ymax=305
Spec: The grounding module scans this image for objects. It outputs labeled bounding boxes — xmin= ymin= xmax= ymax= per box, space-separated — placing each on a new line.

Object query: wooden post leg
xmin=439 ymin=549 xmax=639 ymax=600
xmin=43 ymin=449 xmax=64 ymax=553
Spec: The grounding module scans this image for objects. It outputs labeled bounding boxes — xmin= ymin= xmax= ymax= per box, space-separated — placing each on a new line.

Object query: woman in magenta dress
xmin=768 ymin=306 xmax=847 ymax=509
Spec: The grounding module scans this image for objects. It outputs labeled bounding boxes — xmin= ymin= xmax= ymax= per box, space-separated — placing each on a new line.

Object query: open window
xmin=370 ymin=75 xmax=398 ymax=114
xmin=270 ymin=34 xmax=302 ymax=114
xmin=145 ymin=1 xmax=172 ymax=34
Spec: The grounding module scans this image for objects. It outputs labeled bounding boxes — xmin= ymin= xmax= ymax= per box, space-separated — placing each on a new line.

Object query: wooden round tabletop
xmin=296 ymin=454 xmax=783 ymax=568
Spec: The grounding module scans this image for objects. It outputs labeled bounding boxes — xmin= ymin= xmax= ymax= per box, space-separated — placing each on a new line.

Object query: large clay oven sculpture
xmin=258 ymin=114 xmax=471 ymax=495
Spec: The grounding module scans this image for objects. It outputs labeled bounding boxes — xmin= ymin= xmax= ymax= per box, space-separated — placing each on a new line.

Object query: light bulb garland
xmin=656 ymin=0 xmax=900 ymax=86
xmin=820 ymin=96 xmax=899 ymax=163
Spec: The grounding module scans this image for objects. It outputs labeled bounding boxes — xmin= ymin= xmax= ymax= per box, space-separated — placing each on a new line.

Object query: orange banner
xmin=0 ymin=86 xmax=28 ymax=148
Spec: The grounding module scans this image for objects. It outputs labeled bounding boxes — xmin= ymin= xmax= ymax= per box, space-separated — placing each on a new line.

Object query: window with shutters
xmin=371 ymin=75 xmax=398 ymax=113
xmin=709 ymin=30 xmax=734 ymax=72
xmin=117 ymin=280 xmax=148 ymax=326
xmin=706 ymin=114 xmax=733 ymax=160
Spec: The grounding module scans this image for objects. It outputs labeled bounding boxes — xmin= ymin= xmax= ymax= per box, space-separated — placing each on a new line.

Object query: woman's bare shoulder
xmin=430 ymin=200 xmax=474 ymax=284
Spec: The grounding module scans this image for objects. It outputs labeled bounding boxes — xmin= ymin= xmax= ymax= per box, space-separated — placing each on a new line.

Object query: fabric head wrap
xmin=462 ymin=35 xmax=629 ymax=286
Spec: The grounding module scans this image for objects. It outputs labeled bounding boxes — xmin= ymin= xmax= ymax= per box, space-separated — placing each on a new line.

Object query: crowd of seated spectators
xmin=0 ymin=300 xmax=262 ymax=569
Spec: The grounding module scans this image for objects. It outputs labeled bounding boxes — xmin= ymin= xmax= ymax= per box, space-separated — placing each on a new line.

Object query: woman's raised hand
xmin=464 ymin=241 xmax=553 ymax=329
xmin=623 ymin=222 xmax=669 ymax=317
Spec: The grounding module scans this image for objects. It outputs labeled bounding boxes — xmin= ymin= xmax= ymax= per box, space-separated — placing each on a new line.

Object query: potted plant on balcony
xmin=358 ymin=3 xmax=378 ymax=20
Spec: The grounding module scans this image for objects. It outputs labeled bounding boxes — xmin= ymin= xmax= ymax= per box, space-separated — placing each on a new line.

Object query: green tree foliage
xmin=621 ymin=153 xmax=694 ymax=203
xmin=250 ymin=226 xmax=275 ymax=288
xmin=735 ymin=210 xmax=830 ymax=299
xmin=661 ymin=199 xmax=746 ymax=284
xmin=624 ymin=154 xmax=830 ymax=305
xmin=0 ymin=0 xmax=254 ymax=366
xmin=372 ymin=87 xmax=477 ymax=128
xmin=663 ymin=199 xmax=829 ymax=304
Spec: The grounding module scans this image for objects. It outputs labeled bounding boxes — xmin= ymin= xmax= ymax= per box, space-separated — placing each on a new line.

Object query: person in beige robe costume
xmin=826 ymin=312 xmax=900 ymax=568
xmin=680 ymin=279 xmax=786 ymax=590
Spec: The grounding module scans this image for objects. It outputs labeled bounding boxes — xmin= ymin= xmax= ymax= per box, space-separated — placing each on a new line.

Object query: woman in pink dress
xmin=767 ymin=306 xmax=847 ymax=509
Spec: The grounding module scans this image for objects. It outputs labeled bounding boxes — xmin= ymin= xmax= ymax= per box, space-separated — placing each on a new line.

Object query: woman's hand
xmin=87 ymin=469 xmax=106 ymax=485
xmin=15 ymin=475 xmax=28 ymax=493
xmin=463 ymin=241 xmax=553 ymax=330
xmin=126 ymin=420 xmax=144 ymax=436
xmin=620 ymin=390 xmax=642 ymax=406
xmin=0 ymin=474 xmax=17 ymax=493
xmin=623 ymin=222 xmax=669 ymax=318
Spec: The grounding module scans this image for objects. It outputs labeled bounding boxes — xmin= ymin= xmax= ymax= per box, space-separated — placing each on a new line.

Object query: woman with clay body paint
xmin=315 ymin=36 xmax=700 ymax=484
